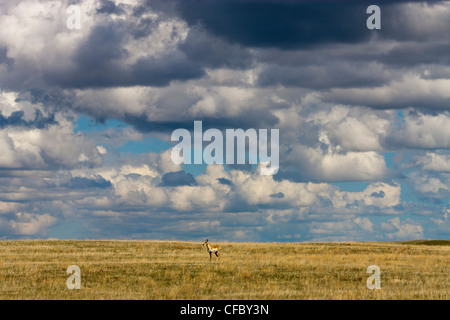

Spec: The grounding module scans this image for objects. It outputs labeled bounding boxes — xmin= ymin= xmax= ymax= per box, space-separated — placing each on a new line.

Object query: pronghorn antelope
xmin=203 ymin=239 xmax=220 ymax=261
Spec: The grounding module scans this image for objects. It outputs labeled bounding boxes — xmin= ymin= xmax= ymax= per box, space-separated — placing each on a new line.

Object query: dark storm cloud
xmin=96 ymin=0 xmax=126 ymax=15
xmin=253 ymin=39 xmax=450 ymax=90
xmin=27 ymin=88 xmax=77 ymax=113
xmin=3 ymin=0 xmax=448 ymax=110
xmin=75 ymin=21 xmax=128 ymax=69
xmin=0 ymin=110 xmax=56 ymax=129
xmin=43 ymin=20 xmax=128 ymax=88
xmin=173 ymin=0 xmax=450 ymax=95
xmin=178 ymin=27 xmax=253 ymax=70
xmin=371 ymin=190 xmax=385 ymax=198
xmin=217 ymin=178 xmax=233 ymax=186
xmin=177 ymin=0 xmax=447 ymax=50
xmin=177 ymin=0 xmax=370 ymax=49
xmin=270 ymin=192 xmax=285 ymax=199
xmin=130 ymin=17 xmax=155 ymax=39
xmin=0 ymin=47 xmax=13 ymax=71
xmin=44 ymin=19 xmax=204 ymax=89
xmin=316 ymin=42 xmax=450 ymax=70
xmin=123 ymin=109 xmax=279 ymax=133
xmin=323 ymin=86 xmax=450 ymax=111
xmin=3 ymin=0 xmax=449 ymax=93
xmin=375 ymin=42 xmax=450 ymax=68
xmin=130 ymin=52 xmax=205 ymax=87
xmin=160 ymin=170 xmax=197 ymax=186
xmin=257 ymin=61 xmax=389 ymax=89
xmin=273 ymin=169 xmax=310 ymax=183
xmin=62 ymin=176 xmax=112 ymax=189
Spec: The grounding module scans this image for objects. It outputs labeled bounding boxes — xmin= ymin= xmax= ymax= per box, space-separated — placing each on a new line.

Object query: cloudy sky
xmin=0 ymin=0 xmax=449 ymax=241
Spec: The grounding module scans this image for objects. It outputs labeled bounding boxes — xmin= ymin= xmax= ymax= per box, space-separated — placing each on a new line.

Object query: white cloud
xmin=356 ymin=182 xmax=401 ymax=208
xmin=381 ymin=217 xmax=424 ymax=240
xmin=416 ymin=152 xmax=450 ymax=172
xmin=407 ymin=171 xmax=449 ymax=198
xmin=0 ymin=0 xmax=97 ymax=90
xmin=0 ymin=119 xmax=104 ymax=169
xmin=286 ymin=145 xmax=387 ymax=181
xmin=389 ymin=111 xmax=450 ymax=149
xmin=0 ymin=212 xmax=57 ymax=236
xmin=322 ymin=75 xmax=450 ymax=111
xmin=354 ymin=217 xmax=374 ymax=232
xmin=0 ymin=201 xmax=23 ymax=214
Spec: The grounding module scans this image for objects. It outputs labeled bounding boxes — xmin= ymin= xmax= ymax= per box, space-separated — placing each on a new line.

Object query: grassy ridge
xmin=396 ymin=240 xmax=450 ymax=246
xmin=0 ymin=240 xmax=448 ymax=299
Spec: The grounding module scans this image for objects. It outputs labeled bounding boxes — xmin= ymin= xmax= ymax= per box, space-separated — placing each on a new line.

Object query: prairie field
xmin=0 ymin=240 xmax=448 ymax=300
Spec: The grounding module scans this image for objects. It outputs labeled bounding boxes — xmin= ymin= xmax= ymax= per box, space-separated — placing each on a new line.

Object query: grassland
xmin=0 ymin=240 xmax=448 ymax=299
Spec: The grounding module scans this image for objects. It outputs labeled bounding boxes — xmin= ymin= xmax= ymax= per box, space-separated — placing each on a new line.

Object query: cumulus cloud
xmin=415 ymin=152 xmax=450 ymax=172
xmin=385 ymin=110 xmax=450 ymax=149
xmin=407 ymin=171 xmax=449 ymax=200
xmin=283 ymin=145 xmax=387 ymax=182
xmin=381 ymin=217 xmax=424 ymax=240
xmin=0 ymin=119 xmax=104 ymax=170
xmin=323 ymin=76 xmax=450 ymax=111
xmin=0 ymin=212 xmax=57 ymax=237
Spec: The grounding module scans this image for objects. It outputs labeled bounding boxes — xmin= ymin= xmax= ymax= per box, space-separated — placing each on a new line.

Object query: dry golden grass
xmin=0 ymin=240 xmax=448 ymax=299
